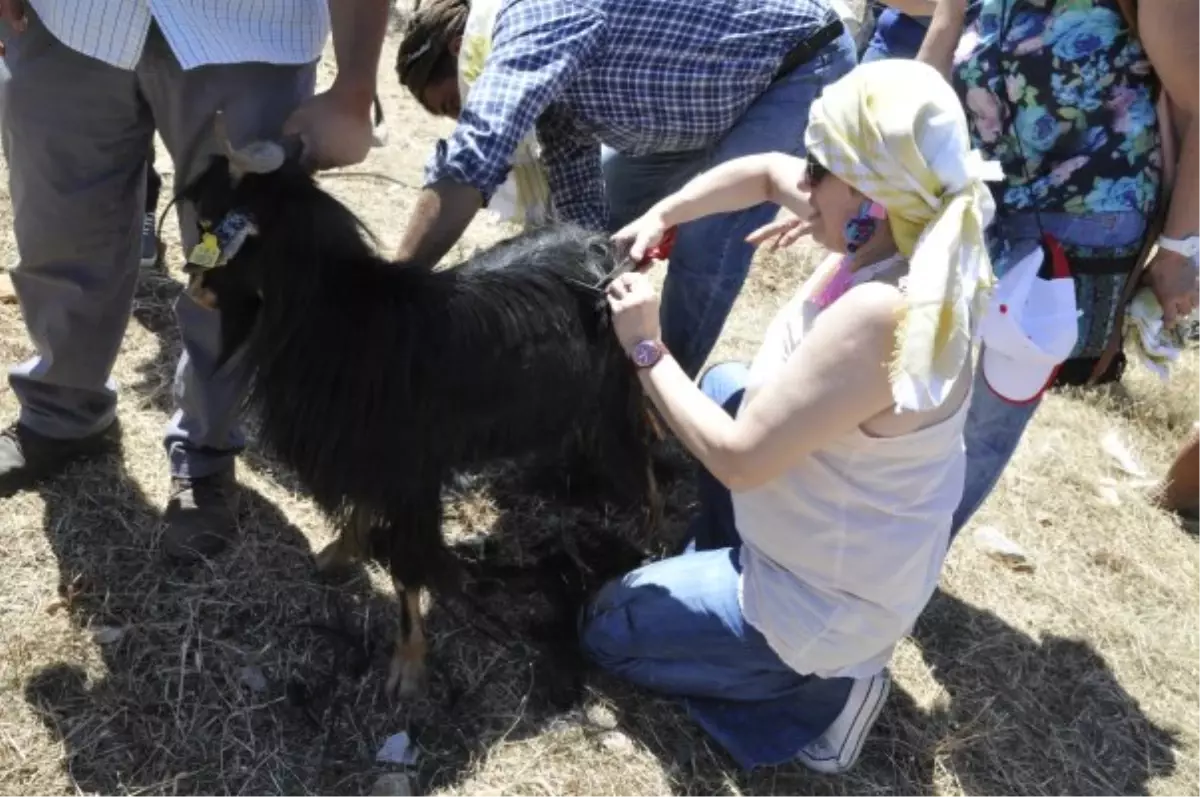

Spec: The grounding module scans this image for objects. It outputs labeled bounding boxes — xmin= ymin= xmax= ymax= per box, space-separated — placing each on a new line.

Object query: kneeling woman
xmin=581 ymin=59 xmax=1002 ymax=773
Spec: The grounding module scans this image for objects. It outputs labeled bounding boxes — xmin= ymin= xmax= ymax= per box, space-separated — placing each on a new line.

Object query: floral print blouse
xmin=951 ymin=0 xmax=1162 ymax=221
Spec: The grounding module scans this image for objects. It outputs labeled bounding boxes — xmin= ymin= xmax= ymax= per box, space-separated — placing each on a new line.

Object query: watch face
xmin=633 ymin=340 xmax=660 ymax=367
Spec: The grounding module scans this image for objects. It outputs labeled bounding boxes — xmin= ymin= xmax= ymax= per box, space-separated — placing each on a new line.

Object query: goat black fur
xmin=177 ymin=154 xmax=655 ymax=693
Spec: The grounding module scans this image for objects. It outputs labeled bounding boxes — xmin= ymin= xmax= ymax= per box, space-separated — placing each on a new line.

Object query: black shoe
xmin=140 ymin=212 xmax=162 ymax=269
xmin=162 ymin=469 xmax=239 ymax=563
xmin=0 ymin=421 xmax=119 ymax=496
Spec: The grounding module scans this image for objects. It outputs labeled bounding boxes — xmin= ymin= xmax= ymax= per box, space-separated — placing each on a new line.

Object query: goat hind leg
xmin=387 ymin=580 xmax=429 ymax=699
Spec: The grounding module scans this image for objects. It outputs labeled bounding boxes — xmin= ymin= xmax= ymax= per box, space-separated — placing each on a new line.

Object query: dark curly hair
xmin=396 ymin=0 xmax=470 ymax=104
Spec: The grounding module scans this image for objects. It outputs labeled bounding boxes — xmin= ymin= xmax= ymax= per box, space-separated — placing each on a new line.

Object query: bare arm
xmin=395 ymin=181 xmax=484 ymax=267
xmin=329 ymin=0 xmax=391 ymax=113
xmin=646 ymin=154 xmax=812 ymax=231
xmin=916 ymin=0 xmax=968 ymax=77
xmin=281 ymin=0 xmax=390 ymax=169
xmin=880 ymin=0 xmax=937 ymax=16
xmin=1138 ymin=0 xmax=1200 ymax=324
xmin=632 ymin=283 xmax=902 ymax=491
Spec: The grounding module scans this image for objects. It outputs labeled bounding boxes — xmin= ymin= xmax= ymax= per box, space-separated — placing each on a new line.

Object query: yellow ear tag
xmin=188 ymin=232 xmax=222 ymax=270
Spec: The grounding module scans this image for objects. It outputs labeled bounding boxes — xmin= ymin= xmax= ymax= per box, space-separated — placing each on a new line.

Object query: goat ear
xmin=213 ymin=110 xmax=287 ymax=177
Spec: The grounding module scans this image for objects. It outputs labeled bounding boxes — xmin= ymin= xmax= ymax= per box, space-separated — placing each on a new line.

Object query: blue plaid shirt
xmin=425 ymin=0 xmax=833 ymax=230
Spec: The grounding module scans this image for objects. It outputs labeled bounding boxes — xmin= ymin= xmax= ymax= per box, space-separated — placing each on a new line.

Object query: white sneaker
xmin=796 ymin=670 xmax=891 ymax=775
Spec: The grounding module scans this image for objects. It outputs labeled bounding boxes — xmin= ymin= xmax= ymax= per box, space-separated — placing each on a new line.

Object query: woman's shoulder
xmin=817 ymin=278 xmax=906 ymax=349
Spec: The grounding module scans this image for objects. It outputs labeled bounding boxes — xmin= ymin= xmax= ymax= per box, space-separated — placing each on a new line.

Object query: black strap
xmin=773 ymin=15 xmax=845 ymax=83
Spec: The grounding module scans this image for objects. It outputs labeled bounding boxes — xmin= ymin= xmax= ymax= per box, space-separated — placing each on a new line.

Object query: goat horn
xmin=212 ymin=109 xmax=286 ymax=175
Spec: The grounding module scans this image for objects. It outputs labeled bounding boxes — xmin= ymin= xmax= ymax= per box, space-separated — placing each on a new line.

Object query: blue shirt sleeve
xmin=536 ymin=102 xmax=608 ymax=230
xmin=423 ymin=0 xmax=606 ymax=205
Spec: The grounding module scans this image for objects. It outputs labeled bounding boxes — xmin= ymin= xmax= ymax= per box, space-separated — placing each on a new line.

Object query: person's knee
xmin=580 ymin=597 xmax=636 ymax=672
xmin=698 ymin=361 xmax=749 ymax=406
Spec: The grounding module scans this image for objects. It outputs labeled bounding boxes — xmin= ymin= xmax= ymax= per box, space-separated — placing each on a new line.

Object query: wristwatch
xmin=1157 ymin=234 xmax=1200 ymax=263
xmin=630 ymin=339 xmax=666 ymax=369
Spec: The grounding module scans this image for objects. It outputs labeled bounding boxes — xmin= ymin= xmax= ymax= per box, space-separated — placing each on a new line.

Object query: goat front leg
xmin=383 ymin=481 xmax=450 ymax=700
xmin=315 ymin=506 xmax=373 ymax=575
xmin=387 ymin=580 xmax=428 ymax=699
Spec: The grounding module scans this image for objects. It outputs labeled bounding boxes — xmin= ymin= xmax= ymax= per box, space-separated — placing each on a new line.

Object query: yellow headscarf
xmin=458 ymin=0 xmax=553 ymax=227
xmin=805 ymin=59 xmax=1004 ymax=413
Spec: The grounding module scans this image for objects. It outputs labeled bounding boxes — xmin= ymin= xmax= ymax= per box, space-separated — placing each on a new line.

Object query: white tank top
xmin=734 ymin=256 xmax=969 ymax=679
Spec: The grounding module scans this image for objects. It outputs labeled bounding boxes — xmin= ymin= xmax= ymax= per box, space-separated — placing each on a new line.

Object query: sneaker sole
xmin=796 ymin=673 xmax=891 ymax=775
xmin=0 ymin=432 xmax=120 ymax=498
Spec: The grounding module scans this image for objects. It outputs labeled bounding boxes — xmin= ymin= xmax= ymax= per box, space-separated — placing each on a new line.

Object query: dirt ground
xmin=0 ymin=17 xmax=1197 ymax=797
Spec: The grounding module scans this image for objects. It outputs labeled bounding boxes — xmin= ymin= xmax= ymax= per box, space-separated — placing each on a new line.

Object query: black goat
xmin=177 ymin=120 xmax=658 ymax=698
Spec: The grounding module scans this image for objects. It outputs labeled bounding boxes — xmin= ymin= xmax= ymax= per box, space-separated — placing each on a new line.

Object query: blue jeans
xmin=950 ymin=211 xmax=1148 ymax=538
xmin=858 ymin=2 xmax=979 ymax=63
xmin=581 ymin=362 xmax=852 ymax=768
xmin=602 ymin=33 xmax=857 ymax=378
xmin=859 ymin=9 xmax=930 ymax=62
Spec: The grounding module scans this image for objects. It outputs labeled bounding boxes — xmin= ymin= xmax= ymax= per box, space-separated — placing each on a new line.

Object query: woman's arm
xmin=880 ymin=0 xmax=937 ymax=16
xmin=609 ymin=275 xmax=902 ymax=492
xmin=643 ymin=153 xmax=810 ymax=232
xmin=1139 ymin=0 xmax=1200 ymax=325
xmin=916 ymin=0 xmax=968 ymax=78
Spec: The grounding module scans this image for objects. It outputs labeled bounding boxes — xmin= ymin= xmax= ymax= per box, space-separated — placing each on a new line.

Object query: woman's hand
xmin=746 ymin=207 xmax=814 ymax=251
xmin=1146 ymin=250 xmax=1199 ymax=327
xmin=607 ymin=271 xmax=662 ymax=352
xmin=612 ymin=212 xmax=670 ymax=271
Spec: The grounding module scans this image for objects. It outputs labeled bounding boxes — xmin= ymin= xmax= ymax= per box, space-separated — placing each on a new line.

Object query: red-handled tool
xmin=638 ymin=226 xmax=678 ymax=266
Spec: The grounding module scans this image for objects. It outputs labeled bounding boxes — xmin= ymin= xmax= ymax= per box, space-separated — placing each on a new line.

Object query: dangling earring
xmin=845 ymin=200 xmax=886 ymax=253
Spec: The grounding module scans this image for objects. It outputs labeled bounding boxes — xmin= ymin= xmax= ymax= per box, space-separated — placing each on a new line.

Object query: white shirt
xmin=733 ymin=258 xmax=970 ymax=679
xmin=28 ymin=0 xmax=330 ymax=71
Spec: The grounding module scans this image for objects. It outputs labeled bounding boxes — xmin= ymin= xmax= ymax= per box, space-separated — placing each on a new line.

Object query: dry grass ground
xmin=0 ymin=21 xmax=1197 ymax=797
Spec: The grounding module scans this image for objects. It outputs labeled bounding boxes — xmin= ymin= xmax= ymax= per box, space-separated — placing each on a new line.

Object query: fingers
xmin=745 ymin=221 xmax=789 ymax=246
xmin=779 ymin=221 xmax=813 ymax=247
xmin=1166 ymin=295 xmax=1197 ymax=329
xmin=607 ymin=276 xmax=627 ymax=300
xmin=612 ymin=235 xmax=647 ymax=264
xmin=610 ymin=219 xmax=664 ymax=265
xmin=630 ymin=230 xmax=665 ymax=264
xmin=606 ymin=271 xmax=652 ymax=302
xmin=745 ymin=218 xmax=813 ymax=250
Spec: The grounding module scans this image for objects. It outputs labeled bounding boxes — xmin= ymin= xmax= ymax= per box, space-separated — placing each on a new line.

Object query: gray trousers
xmin=0 ymin=10 xmax=315 ymax=479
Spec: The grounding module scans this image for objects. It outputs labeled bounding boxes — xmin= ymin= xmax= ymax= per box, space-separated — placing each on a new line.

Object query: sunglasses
xmin=805 ymin=155 xmax=829 ymax=187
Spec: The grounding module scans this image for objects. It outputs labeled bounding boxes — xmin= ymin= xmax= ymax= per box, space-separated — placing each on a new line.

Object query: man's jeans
xmin=950 ymin=210 xmax=1148 ymax=538
xmin=601 ymin=33 xmax=857 ymax=378
xmin=581 ymin=362 xmax=852 ymax=769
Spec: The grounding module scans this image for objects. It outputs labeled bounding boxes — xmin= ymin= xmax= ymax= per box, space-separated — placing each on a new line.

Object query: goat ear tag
xmin=216 ymin=221 xmax=257 ymax=266
xmin=188 ymin=233 xmax=222 ymax=270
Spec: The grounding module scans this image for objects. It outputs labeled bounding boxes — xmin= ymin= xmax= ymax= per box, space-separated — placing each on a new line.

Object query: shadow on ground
xmin=594 ymin=585 xmax=1179 ymax=796
xmin=18 ymin=437 xmax=680 ymax=794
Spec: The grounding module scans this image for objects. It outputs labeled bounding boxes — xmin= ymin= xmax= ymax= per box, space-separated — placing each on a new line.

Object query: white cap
xmin=978 ymin=239 xmax=1080 ymax=403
